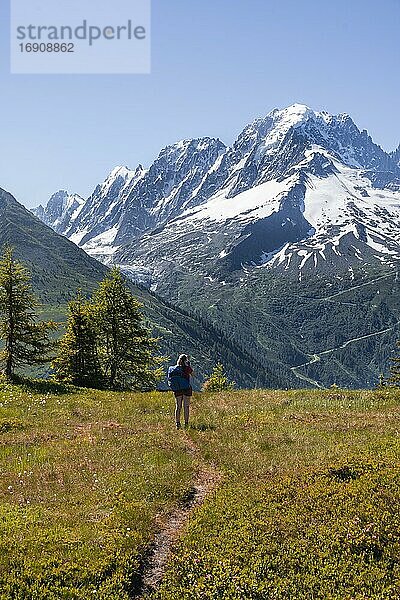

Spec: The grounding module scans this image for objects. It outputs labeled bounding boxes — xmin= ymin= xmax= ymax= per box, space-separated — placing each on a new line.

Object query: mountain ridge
xmin=33 ymin=103 xmax=400 ymax=287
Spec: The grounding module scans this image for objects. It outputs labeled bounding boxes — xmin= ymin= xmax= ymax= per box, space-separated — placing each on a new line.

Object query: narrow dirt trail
xmin=133 ymin=432 xmax=222 ymax=599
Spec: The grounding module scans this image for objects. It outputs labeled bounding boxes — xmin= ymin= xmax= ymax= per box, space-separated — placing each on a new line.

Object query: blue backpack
xmin=168 ymin=365 xmax=190 ymax=392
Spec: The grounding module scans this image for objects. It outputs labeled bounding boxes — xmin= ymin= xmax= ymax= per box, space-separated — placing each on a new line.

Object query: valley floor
xmin=0 ymin=383 xmax=399 ymax=598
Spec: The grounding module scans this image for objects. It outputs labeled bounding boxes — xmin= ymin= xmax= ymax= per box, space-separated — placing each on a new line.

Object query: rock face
xmin=34 ymin=104 xmax=400 ymax=285
xmin=32 ymin=191 xmax=85 ymax=234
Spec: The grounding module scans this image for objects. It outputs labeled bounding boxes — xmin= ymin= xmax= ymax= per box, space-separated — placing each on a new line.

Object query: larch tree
xmin=91 ymin=268 xmax=164 ymax=390
xmin=0 ymin=246 xmax=57 ymax=381
xmin=52 ymin=290 xmax=103 ymax=387
xmin=202 ymin=362 xmax=236 ymax=392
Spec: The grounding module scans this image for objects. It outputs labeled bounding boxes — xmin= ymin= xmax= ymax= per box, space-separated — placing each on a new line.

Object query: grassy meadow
xmin=0 ymin=382 xmax=400 ymax=598
xmin=0 ymin=381 xmax=195 ymax=599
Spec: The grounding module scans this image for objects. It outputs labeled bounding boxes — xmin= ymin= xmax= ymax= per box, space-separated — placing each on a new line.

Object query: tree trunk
xmin=5 ymin=355 xmax=13 ymax=381
xmin=110 ymin=363 xmax=117 ymax=389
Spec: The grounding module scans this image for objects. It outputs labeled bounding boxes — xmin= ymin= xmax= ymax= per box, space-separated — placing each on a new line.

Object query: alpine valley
xmin=1 ymin=187 xmax=281 ymax=388
xmin=32 ymin=104 xmax=400 ymax=388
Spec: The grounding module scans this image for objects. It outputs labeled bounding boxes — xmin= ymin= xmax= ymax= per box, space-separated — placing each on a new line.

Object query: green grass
xmin=1 ymin=384 xmax=400 ymax=598
xmin=153 ymin=388 xmax=400 ymax=599
xmin=0 ymin=381 xmax=196 ymax=599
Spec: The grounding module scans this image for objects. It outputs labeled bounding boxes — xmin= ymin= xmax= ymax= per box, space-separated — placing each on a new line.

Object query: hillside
xmin=0 ymin=187 xmax=109 ymax=303
xmin=137 ymin=288 xmax=293 ymax=389
xmin=153 ymin=264 xmax=400 ymax=388
xmin=1 ymin=382 xmax=399 ymax=598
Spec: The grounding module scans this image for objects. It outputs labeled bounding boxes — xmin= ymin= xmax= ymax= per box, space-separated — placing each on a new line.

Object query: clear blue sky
xmin=1 ymin=0 xmax=399 ymax=208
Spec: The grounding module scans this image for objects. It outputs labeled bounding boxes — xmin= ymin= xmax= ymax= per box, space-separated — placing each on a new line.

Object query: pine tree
xmin=0 ymin=247 xmax=57 ymax=381
xmin=92 ymin=268 xmax=163 ymax=390
xmin=52 ymin=291 xmax=103 ymax=387
xmin=202 ymin=362 xmax=236 ymax=392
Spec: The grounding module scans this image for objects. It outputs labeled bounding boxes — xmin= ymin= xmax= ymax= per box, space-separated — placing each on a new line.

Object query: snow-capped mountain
xmin=35 ymin=138 xmax=226 ymax=264
xmin=33 ymin=190 xmax=85 ymax=234
xmin=34 ymin=104 xmax=400 ymax=284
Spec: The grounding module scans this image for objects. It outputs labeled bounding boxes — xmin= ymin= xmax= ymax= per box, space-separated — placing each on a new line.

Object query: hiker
xmin=167 ymin=354 xmax=193 ymax=429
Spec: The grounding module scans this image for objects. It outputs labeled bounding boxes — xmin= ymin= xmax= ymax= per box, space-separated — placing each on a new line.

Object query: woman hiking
xmin=167 ymin=354 xmax=193 ymax=429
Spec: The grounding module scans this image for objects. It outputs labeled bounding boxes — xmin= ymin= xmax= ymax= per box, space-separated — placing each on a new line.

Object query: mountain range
xmin=32 ymin=104 xmax=400 ymax=388
xmin=33 ymin=104 xmax=400 ymax=284
xmin=1 ymin=186 xmax=283 ymax=388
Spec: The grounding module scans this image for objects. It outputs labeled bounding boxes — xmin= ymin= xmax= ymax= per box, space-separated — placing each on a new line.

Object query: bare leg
xmin=175 ymin=395 xmax=183 ymax=427
xmin=183 ymin=395 xmax=190 ymax=426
